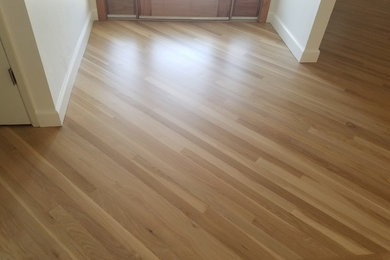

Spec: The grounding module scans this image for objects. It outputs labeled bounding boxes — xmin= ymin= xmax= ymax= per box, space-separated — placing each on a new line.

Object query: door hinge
xmin=8 ymin=68 xmax=17 ymax=85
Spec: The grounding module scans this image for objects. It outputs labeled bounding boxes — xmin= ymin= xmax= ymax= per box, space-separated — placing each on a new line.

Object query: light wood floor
xmin=1 ymin=1 xmax=390 ymax=259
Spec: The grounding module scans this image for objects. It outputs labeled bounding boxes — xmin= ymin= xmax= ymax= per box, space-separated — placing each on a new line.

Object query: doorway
xmin=97 ymin=0 xmax=270 ymax=21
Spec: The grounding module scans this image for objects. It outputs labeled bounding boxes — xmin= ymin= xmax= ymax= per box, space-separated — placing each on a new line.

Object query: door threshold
xmin=107 ymin=15 xmax=259 ymax=22
xmin=139 ymin=16 xmax=229 ymax=21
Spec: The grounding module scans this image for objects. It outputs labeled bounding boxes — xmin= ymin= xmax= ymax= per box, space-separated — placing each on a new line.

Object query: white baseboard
xmin=92 ymin=9 xmax=98 ymax=21
xmin=268 ymin=12 xmax=320 ymax=63
xmin=300 ymin=49 xmax=320 ymax=63
xmin=35 ymin=110 xmax=61 ymax=127
xmin=56 ymin=11 xmax=94 ymax=124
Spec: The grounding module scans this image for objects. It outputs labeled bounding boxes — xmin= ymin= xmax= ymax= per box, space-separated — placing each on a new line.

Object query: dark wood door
xmin=98 ymin=0 xmax=270 ymax=20
xmin=233 ymin=0 xmax=261 ymax=17
xmin=106 ymin=0 xmax=136 ymax=15
xmin=139 ymin=0 xmax=231 ymax=17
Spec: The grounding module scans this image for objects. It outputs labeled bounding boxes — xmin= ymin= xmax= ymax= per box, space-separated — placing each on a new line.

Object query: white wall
xmin=0 ymin=0 xmax=95 ymax=126
xmin=0 ymin=0 xmax=59 ymax=126
xmin=24 ymin=0 xmax=95 ymax=122
xmin=268 ymin=0 xmax=336 ymax=62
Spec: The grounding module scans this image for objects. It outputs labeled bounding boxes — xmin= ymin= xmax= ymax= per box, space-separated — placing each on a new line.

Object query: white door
xmin=0 ymin=39 xmax=30 ymax=125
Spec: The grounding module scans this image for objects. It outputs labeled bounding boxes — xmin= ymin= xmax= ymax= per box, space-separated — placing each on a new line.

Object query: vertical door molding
xmin=0 ymin=5 xmax=39 ymax=125
xmin=258 ymin=0 xmax=271 ymax=23
xmin=96 ymin=0 xmax=108 ymax=20
xmin=135 ymin=0 xmax=140 ymax=18
xmin=229 ymin=0 xmax=236 ymax=19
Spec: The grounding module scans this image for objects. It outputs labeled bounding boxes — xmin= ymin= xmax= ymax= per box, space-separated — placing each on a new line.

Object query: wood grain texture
xmin=217 ymin=0 xmax=232 ymax=17
xmin=96 ymin=0 xmax=108 ymax=20
xmin=233 ymin=0 xmax=260 ymax=17
xmin=148 ymin=0 xmax=220 ymax=17
xmin=258 ymin=0 xmax=270 ymax=22
xmin=106 ymin=0 xmax=136 ymax=15
xmin=1 ymin=0 xmax=390 ymax=258
xmin=103 ymin=0 xmax=265 ymax=18
xmin=139 ymin=0 xmax=152 ymax=16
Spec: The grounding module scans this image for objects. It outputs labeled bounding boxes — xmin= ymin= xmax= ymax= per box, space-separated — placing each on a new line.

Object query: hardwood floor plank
xmin=0 ymin=129 xmax=160 ymax=260
xmin=1 ymin=0 xmax=389 ymax=258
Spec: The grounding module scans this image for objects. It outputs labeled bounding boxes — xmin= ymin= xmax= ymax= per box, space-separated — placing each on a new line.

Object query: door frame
xmin=0 ymin=39 xmax=31 ymax=125
xmin=96 ymin=0 xmax=271 ymax=22
xmin=258 ymin=0 xmax=271 ymax=22
xmin=0 ymin=10 xmax=37 ymax=126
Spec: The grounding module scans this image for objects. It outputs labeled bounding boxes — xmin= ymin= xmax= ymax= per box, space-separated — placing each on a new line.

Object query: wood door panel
xmin=96 ymin=0 xmax=108 ymax=20
xmin=140 ymin=0 xmax=152 ymax=16
xmin=258 ymin=0 xmax=271 ymax=22
xmin=233 ymin=0 xmax=260 ymax=17
xmin=217 ymin=0 xmax=232 ymax=17
xmin=190 ymin=0 xmax=220 ymax=17
xmin=107 ymin=0 xmax=135 ymax=15
xmin=100 ymin=0 xmax=268 ymax=19
xmin=150 ymin=0 xmax=219 ymax=17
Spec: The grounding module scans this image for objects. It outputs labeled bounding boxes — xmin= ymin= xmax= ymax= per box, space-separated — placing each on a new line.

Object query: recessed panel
xmin=233 ymin=0 xmax=260 ymax=17
xmin=107 ymin=0 xmax=136 ymax=15
xmin=150 ymin=0 xmax=219 ymax=17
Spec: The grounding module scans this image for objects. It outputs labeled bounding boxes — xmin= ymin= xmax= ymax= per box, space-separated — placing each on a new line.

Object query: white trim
xmin=266 ymin=11 xmax=273 ymax=23
xmin=92 ymin=9 xmax=98 ymax=21
xmin=268 ymin=12 xmax=320 ymax=63
xmin=35 ymin=110 xmax=61 ymax=127
xmin=300 ymin=49 xmax=320 ymax=63
xmin=231 ymin=17 xmax=258 ymax=20
xmin=56 ymin=11 xmax=94 ymax=123
xmin=0 ymin=6 xmax=39 ymax=126
xmin=108 ymin=14 xmax=137 ymax=19
xmin=139 ymin=16 xmax=229 ymax=21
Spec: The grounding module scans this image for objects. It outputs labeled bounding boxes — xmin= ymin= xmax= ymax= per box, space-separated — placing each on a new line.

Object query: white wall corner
xmin=268 ymin=12 xmax=321 ymax=63
xmin=56 ymin=11 xmax=94 ymax=124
